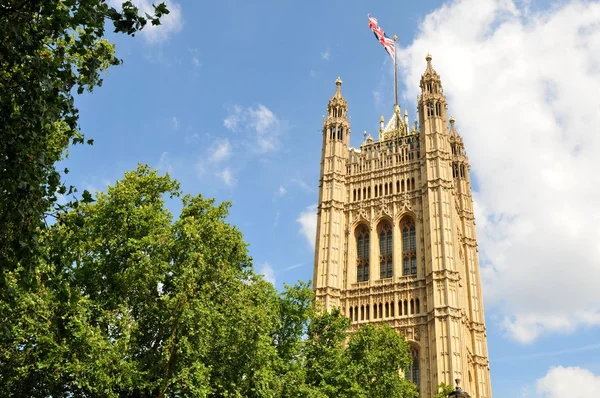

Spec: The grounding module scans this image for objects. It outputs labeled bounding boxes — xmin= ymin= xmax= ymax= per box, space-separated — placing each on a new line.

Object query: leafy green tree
xmin=434 ymin=382 xmax=456 ymax=398
xmin=0 ymin=0 xmax=169 ymax=277
xmin=1 ymin=165 xmax=420 ymax=397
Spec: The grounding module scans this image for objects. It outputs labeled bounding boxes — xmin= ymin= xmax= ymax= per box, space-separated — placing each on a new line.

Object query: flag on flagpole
xmin=368 ymin=14 xmax=395 ymax=61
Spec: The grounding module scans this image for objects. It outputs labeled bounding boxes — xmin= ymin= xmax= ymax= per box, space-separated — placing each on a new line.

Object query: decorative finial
xmin=335 ymin=76 xmax=342 ymax=86
xmin=393 ymin=34 xmax=398 ymax=42
xmin=449 ymin=116 xmax=455 ymax=125
xmin=380 ymin=114 xmax=384 ymax=122
xmin=426 ymin=53 xmax=432 ymax=62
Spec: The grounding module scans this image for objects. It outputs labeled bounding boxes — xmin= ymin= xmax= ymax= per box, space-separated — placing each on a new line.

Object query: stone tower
xmin=313 ymin=55 xmax=492 ymax=397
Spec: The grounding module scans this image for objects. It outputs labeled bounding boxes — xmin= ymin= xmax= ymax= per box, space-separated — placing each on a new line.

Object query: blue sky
xmin=64 ymin=0 xmax=600 ymax=396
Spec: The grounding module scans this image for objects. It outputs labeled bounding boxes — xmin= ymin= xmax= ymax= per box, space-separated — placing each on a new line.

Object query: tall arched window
xmin=402 ymin=220 xmax=417 ymax=275
xmin=379 ymin=223 xmax=393 ymax=279
xmin=405 ymin=347 xmax=420 ymax=389
xmin=357 ymin=226 xmax=370 ymax=282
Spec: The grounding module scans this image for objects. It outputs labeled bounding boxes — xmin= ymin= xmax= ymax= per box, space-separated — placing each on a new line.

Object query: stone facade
xmin=313 ymin=56 xmax=492 ymax=397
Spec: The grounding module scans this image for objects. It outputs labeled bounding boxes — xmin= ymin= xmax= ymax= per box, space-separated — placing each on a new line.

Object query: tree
xmin=1 ymin=166 xmax=420 ymax=397
xmin=434 ymin=382 xmax=456 ymax=398
xmin=0 ymin=0 xmax=169 ymax=278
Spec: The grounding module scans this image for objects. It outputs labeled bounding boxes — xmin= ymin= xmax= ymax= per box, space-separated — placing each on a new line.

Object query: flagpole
xmin=393 ymin=34 xmax=398 ymax=107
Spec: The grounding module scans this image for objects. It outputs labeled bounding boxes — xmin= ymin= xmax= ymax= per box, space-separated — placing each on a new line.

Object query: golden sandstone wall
xmin=313 ymin=57 xmax=492 ymax=397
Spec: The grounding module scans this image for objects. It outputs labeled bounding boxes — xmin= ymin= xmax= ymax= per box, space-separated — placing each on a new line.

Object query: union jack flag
xmin=368 ymin=14 xmax=395 ymax=61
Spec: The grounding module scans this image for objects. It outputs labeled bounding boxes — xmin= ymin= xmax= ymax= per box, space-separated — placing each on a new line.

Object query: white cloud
xmin=297 ymin=205 xmax=317 ymax=248
xmin=248 ymin=105 xmax=279 ymax=152
xmin=258 ymin=263 xmax=276 ymax=285
xmin=284 ymin=263 xmax=303 ymax=271
xmin=223 ymin=105 xmax=242 ymax=131
xmin=536 ymin=367 xmax=600 ymax=396
xmin=321 ymin=49 xmax=331 ymax=60
xmin=192 ymin=57 xmax=201 ymax=67
xmin=310 ymin=70 xmax=317 ymax=78
xmin=291 ymin=178 xmax=314 ymax=193
xmin=216 ymin=168 xmax=235 ymax=187
xmin=278 ymin=186 xmax=287 ymax=196
xmin=108 ymin=0 xmax=183 ymax=43
xmin=172 ymin=116 xmax=179 ymax=129
xmin=399 ymin=0 xmax=600 ymax=343
xmin=223 ymin=104 xmax=281 ymax=152
xmin=208 ymin=139 xmax=231 ymax=164
xmin=158 ymin=151 xmax=174 ymax=174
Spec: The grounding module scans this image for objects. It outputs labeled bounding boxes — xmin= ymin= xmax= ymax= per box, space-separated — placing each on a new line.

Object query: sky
xmin=63 ymin=0 xmax=600 ymax=396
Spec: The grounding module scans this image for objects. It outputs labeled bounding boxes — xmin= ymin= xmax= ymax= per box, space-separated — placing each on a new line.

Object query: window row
xmin=352 ymin=177 xmax=417 ymax=202
xmin=452 ymin=162 xmax=467 ymax=179
xmin=328 ymin=125 xmax=345 ymax=141
xmin=426 ymin=101 xmax=443 ymax=118
xmin=330 ymin=107 xmax=345 ymax=118
xmin=356 ymin=222 xmax=417 ymax=282
xmin=451 ymin=144 xmax=464 ymax=156
xmin=348 ymin=298 xmax=421 ymax=322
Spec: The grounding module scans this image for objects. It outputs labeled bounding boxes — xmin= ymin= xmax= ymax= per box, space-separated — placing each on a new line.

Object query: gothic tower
xmin=313 ymin=56 xmax=492 ymax=397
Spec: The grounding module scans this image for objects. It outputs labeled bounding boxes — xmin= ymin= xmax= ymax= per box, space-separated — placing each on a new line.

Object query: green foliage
xmin=434 ymin=382 xmax=456 ymax=398
xmin=1 ymin=166 xmax=419 ymax=397
xmin=0 ymin=0 xmax=170 ymax=280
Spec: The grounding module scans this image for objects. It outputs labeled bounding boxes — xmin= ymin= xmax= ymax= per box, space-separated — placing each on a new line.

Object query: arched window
xmin=353 ymin=189 xmax=356 ymax=202
xmin=401 ymin=179 xmax=405 ymax=192
xmin=416 ymin=298 xmax=420 ymax=314
xmin=390 ymin=301 xmax=395 ymax=317
xmin=385 ymin=302 xmax=390 ymax=317
xmin=396 ymin=180 xmax=400 ymax=193
xmin=349 ymin=307 xmax=353 ymax=321
xmin=368 ymin=186 xmax=371 ymax=199
xmin=411 ymin=177 xmax=416 ymax=191
xmin=379 ymin=303 xmax=383 ymax=319
xmin=356 ymin=226 xmax=370 ymax=282
xmin=379 ymin=223 xmax=393 ymax=279
xmin=402 ymin=220 xmax=417 ymax=275
xmin=361 ymin=305 xmax=364 ymax=320
xmin=363 ymin=187 xmax=366 ymax=200
xmin=373 ymin=303 xmax=378 ymax=319
xmin=405 ymin=347 xmax=420 ymax=389
xmin=410 ymin=299 xmax=414 ymax=315
xmin=375 ymin=185 xmax=378 ymax=197
xmin=399 ymin=301 xmax=403 ymax=316
xmin=404 ymin=300 xmax=408 ymax=315
xmin=354 ymin=307 xmax=358 ymax=321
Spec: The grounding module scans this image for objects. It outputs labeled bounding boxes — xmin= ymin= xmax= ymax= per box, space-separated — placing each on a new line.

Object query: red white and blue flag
xmin=368 ymin=14 xmax=395 ymax=61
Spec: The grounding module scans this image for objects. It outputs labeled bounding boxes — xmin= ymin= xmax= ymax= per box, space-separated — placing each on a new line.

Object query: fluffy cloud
xmin=108 ymin=0 xmax=183 ymax=43
xmin=215 ymin=168 xmax=235 ymax=187
xmin=258 ymin=263 xmax=276 ymax=285
xmin=208 ymin=139 xmax=231 ymax=164
xmin=321 ymin=49 xmax=331 ymax=60
xmin=223 ymin=104 xmax=281 ymax=152
xmin=297 ymin=205 xmax=318 ymax=248
xmin=536 ymin=367 xmax=600 ymax=396
xmin=399 ymin=0 xmax=600 ymax=342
